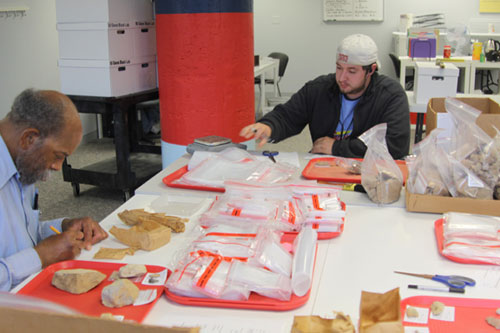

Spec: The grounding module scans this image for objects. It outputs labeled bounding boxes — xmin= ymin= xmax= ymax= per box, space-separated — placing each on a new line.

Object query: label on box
xmin=108 ymin=22 xmax=130 ymax=28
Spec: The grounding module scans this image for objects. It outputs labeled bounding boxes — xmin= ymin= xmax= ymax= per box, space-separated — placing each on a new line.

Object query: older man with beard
xmin=240 ymin=34 xmax=410 ymax=160
xmin=0 ymin=89 xmax=108 ymax=291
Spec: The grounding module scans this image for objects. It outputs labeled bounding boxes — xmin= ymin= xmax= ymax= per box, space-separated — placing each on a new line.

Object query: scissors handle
xmin=263 ymin=150 xmax=278 ymax=163
xmin=432 ymin=275 xmax=476 ymax=288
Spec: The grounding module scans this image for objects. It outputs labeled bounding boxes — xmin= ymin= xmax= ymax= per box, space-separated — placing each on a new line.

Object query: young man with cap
xmin=240 ymin=34 xmax=410 ymax=159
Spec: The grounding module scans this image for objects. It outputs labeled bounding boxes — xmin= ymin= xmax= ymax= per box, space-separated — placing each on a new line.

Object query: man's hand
xmin=62 ymin=217 xmax=108 ymax=251
xmin=34 ymin=230 xmax=85 ymax=268
xmin=239 ymin=123 xmax=272 ymax=148
xmin=311 ymin=136 xmax=335 ymax=154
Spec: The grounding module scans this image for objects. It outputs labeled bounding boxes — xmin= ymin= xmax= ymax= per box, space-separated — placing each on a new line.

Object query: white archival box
xmin=59 ymin=57 xmax=157 ymax=97
xmin=55 ymin=0 xmax=153 ymax=23
xmin=414 ymin=62 xmax=459 ymax=104
xmin=57 ymin=21 xmax=156 ymax=60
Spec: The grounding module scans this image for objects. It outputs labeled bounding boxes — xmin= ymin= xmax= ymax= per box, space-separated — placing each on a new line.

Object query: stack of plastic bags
xmin=441 ymin=212 xmax=500 ymax=265
xmin=165 ymin=181 xmax=346 ymax=301
xmin=166 ymin=223 xmax=317 ymax=300
xmin=199 ymin=181 xmax=346 ymax=233
xmin=173 ymin=148 xmax=297 ymax=188
xmin=407 ymin=98 xmax=500 ymax=200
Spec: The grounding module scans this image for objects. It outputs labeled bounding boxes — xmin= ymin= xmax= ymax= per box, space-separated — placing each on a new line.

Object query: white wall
xmin=254 ymin=0 xmax=500 ymax=93
xmin=0 ymin=0 xmax=94 ymax=134
xmin=1 ymin=0 xmax=499 ymax=122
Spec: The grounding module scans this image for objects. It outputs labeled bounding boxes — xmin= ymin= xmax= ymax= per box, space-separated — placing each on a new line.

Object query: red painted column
xmin=155 ymin=0 xmax=254 ymax=166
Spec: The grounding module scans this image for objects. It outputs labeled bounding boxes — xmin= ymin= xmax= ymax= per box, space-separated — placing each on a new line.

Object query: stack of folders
xmin=411 ymin=13 xmax=446 ymax=29
xmin=408 ymin=28 xmax=438 ymax=58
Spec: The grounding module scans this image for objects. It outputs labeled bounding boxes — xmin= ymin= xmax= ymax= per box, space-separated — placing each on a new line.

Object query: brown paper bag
xmin=110 ymin=219 xmax=171 ymax=251
xmin=118 ymin=209 xmax=188 ymax=232
xmin=291 ymin=313 xmax=355 ymax=333
xmin=359 ymin=288 xmax=403 ymax=333
xmin=93 ymin=247 xmax=138 ymax=260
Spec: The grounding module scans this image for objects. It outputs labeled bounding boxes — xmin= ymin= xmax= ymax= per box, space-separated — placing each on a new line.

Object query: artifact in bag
xmin=359 ymin=123 xmax=403 ymax=205
xmin=363 ymin=170 xmax=402 ymax=204
xmin=336 ymin=157 xmax=362 ymax=174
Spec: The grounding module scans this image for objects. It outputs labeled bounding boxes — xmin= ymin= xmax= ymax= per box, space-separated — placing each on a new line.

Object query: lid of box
xmin=58 ymin=56 xmax=156 ymax=68
xmin=415 ymin=61 xmax=459 ymax=76
xmin=57 ymin=21 xmax=154 ymax=31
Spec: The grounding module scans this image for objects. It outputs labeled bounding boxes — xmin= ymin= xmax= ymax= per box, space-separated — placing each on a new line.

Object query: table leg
xmin=260 ymin=73 xmax=265 ymax=115
xmin=113 ymin=102 xmax=134 ymax=193
xmin=414 ymin=113 xmax=424 ymax=144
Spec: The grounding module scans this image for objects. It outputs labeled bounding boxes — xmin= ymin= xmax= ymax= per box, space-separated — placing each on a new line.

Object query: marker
xmin=50 ymin=226 xmax=61 ymax=234
xmin=252 ymin=128 xmax=273 ymax=143
xmin=408 ymin=284 xmax=464 ymax=294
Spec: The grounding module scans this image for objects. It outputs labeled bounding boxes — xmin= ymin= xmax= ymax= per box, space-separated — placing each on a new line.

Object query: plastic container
xmin=473 ymin=42 xmax=483 ymax=60
xmin=291 ymin=226 xmax=318 ymax=296
xmin=443 ymin=45 xmax=451 ymax=58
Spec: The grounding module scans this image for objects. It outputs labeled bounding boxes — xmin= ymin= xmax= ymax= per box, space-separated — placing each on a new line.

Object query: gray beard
xmin=15 ymin=141 xmax=51 ymax=185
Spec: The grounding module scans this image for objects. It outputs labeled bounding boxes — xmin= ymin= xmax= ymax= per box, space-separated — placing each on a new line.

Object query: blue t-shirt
xmin=333 ymin=94 xmax=359 ymax=140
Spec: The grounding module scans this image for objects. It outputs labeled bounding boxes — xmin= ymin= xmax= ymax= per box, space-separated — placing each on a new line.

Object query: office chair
xmin=389 ymin=53 xmax=414 ymax=91
xmin=255 ymin=52 xmax=289 ymax=96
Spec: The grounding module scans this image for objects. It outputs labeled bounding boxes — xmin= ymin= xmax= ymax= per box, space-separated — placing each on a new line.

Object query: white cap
xmin=336 ymin=34 xmax=378 ymax=66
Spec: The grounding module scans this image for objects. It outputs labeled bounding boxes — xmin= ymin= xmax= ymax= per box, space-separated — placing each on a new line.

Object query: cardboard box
xmin=59 ymin=57 xmax=157 ymax=97
xmin=414 ymin=62 xmax=459 ymax=104
xmin=406 ymin=97 xmax=500 ymax=216
xmin=55 ymin=0 xmax=153 ymax=23
xmin=57 ymin=21 xmax=156 ymax=60
xmin=426 ymin=97 xmax=500 ymax=138
xmin=405 ymin=186 xmax=500 ymax=216
xmin=0 ymin=306 xmax=199 ymax=333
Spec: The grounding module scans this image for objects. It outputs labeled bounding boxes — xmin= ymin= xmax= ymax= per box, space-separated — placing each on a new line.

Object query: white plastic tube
xmin=291 ymin=225 xmax=317 ymax=296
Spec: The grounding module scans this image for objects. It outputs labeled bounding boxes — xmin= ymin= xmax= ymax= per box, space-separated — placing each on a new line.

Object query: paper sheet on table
xmin=188 ymin=151 xmax=300 ymax=169
xmin=160 ymin=313 xmax=285 ymax=333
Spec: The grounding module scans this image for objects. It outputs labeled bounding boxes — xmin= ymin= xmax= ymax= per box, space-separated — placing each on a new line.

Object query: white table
xmin=15 ymin=154 xmax=498 ymax=332
xmin=313 ymin=205 xmax=499 ymax=324
xmin=135 ymin=152 xmax=407 ymax=209
xmin=254 ymin=57 xmax=279 ymax=115
xmin=70 ymin=194 xmax=331 ymax=332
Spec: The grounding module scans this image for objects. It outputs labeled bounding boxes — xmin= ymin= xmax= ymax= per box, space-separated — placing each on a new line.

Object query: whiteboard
xmin=323 ymin=0 xmax=383 ymax=22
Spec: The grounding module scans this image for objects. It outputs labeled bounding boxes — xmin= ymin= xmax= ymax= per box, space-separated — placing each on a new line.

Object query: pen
xmin=252 ymin=128 xmax=274 ymax=143
xmin=50 ymin=226 xmax=61 ymax=234
xmin=408 ymin=284 xmax=464 ymax=294
xmin=33 ymin=189 xmax=39 ymax=210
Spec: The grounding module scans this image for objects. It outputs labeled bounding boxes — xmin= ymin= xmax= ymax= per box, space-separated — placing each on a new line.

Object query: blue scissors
xmin=395 ymin=271 xmax=476 ymax=289
xmin=263 ymin=150 xmax=278 ymax=163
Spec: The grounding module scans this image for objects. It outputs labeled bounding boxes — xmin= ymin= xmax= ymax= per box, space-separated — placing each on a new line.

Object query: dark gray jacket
xmin=258 ymin=72 xmax=410 ymax=159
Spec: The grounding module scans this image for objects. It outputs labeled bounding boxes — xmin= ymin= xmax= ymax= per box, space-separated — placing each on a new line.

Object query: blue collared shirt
xmin=0 ymin=134 xmax=63 ymax=291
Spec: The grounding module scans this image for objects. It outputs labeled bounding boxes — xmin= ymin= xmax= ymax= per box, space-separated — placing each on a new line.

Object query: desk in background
xmin=254 ymin=57 xmax=279 ymax=115
xmin=63 ymin=89 xmax=162 ymax=201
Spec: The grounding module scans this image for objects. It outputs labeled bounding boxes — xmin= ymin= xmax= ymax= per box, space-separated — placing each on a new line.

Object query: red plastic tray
xmin=164 ymin=233 xmax=317 ymax=311
xmin=163 ymin=165 xmax=225 ymax=192
xmin=164 ymin=166 xmax=346 ymax=240
xmin=17 ymin=260 xmax=166 ymax=322
xmin=302 ymin=157 xmax=408 ymax=184
xmin=434 ymin=219 xmax=497 ymax=265
xmin=401 ymin=295 xmax=500 ymax=332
